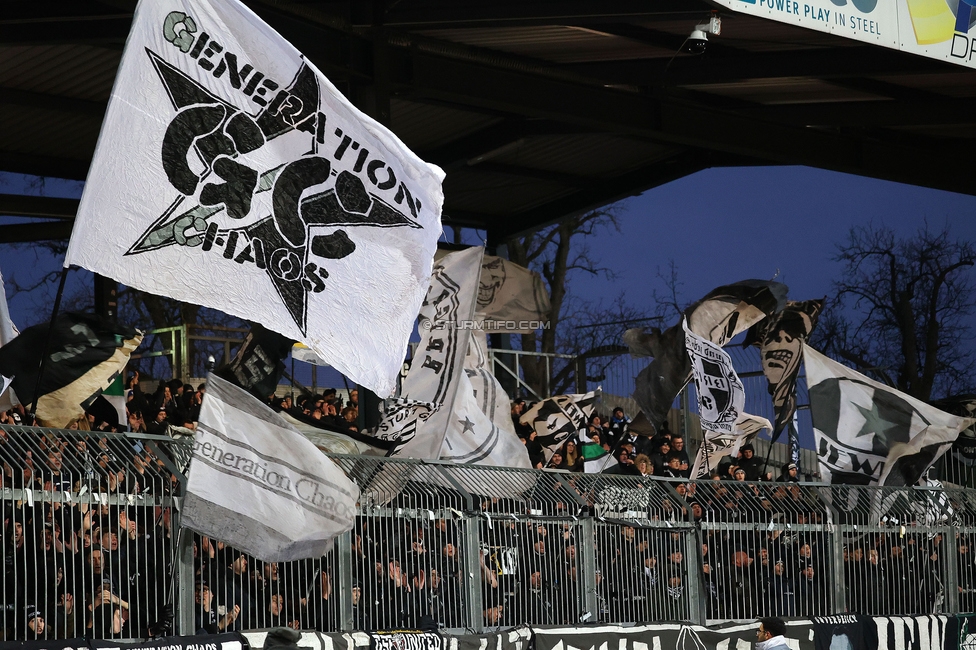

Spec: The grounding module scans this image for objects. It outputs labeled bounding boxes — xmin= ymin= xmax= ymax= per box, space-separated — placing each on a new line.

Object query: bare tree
xmin=506 ymin=207 xmax=651 ymax=396
xmin=813 ymin=223 xmax=976 ymax=400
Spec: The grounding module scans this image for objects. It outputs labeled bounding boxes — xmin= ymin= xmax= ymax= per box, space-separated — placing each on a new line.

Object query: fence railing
xmin=2 ymin=424 xmax=976 ymax=640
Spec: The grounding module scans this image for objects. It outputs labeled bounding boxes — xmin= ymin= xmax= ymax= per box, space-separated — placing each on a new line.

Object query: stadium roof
xmin=1 ymin=0 xmax=974 ymax=244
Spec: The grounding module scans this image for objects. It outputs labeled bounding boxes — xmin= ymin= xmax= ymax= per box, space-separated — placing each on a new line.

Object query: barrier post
xmin=175 ymin=524 xmax=195 ymax=635
xmin=829 ymin=523 xmax=847 ymax=614
xmin=685 ymin=528 xmax=706 ymax=624
xmin=337 ymin=530 xmax=355 ymax=631
xmin=946 ymin=526 xmax=960 ymax=613
xmin=579 ymin=516 xmax=598 ymax=624
xmin=462 ymin=514 xmax=485 ymax=632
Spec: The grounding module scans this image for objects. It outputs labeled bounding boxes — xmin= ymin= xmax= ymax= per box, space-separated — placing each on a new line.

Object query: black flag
xmin=0 ymin=312 xmax=142 ymax=428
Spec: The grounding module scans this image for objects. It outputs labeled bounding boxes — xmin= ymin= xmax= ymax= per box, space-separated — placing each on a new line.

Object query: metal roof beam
xmin=0 ymin=88 xmax=106 ymax=118
xmin=354 ymin=0 xmax=709 ymax=28
xmin=0 ymin=150 xmax=90 ymax=182
xmin=0 ymin=15 xmax=130 ymax=46
xmin=400 ymin=49 xmax=974 ymax=196
xmin=0 ymin=194 xmax=79 ymax=220
xmin=491 ymin=150 xmax=709 ymax=240
xmin=562 ymin=46 xmax=951 ymax=87
xmin=0 ymin=221 xmax=74 ymax=243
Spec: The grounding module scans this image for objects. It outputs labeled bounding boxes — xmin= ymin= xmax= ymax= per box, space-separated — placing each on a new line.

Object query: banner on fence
xmin=533 ymin=621 xmax=815 ymax=650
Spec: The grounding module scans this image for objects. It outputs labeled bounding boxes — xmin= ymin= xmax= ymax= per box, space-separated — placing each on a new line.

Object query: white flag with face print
xmin=63 ymin=0 xmax=444 ymax=398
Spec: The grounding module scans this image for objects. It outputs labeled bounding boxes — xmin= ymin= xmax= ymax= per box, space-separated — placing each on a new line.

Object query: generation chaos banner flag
xmin=63 ymin=0 xmax=445 ymax=398
xmin=804 ymin=344 xmax=974 ymax=486
xmin=628 ymin=280 xmax=787 ymax=432
xmin=183 ymin=373 xmax=359 ymax=561
xmin=377 ymin=247 xmax=483 ymax=459
xmin=519 ymin=390 xmax=600 ymax=461
xmin=0 ymin=313 xmax=142 ymax=428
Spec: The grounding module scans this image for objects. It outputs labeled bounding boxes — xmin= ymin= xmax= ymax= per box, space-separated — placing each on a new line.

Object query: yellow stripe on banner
xmin=905 ymin=0 xmax=956 ymax=44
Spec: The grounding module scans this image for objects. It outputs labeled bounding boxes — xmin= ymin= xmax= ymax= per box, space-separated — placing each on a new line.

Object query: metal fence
xmin=0 ymin=425 xmax=187 ymax=641
xmin=4 ymin=424 xmax=976 ymax=641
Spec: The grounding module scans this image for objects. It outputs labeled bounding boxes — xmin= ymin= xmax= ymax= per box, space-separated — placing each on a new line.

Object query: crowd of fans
xmin=0 ymin=377 xmax=973 ymax=639
xmin=512 ymin=400 xmax=797 ymax=482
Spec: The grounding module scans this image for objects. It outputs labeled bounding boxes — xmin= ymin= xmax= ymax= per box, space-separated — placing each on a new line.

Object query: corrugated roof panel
xmin=0 ymin=45 xmax=119 ymax=101
xmin=685 ymin=77 xmax=887 ymax=104
xmin=390 ymin=100 xmax=503 ymax=151
xmin=486 ymin=135 xmax=676 ymax=178
xmin=874 ymin=72 xmax=976 ymax=98
xmin=0 ymin=106 xmax=100 ymax=158
xmin=643 ymin=15 xmax=858 ymax=52
xmin=416 ymin=25 xmax=670 ymax=63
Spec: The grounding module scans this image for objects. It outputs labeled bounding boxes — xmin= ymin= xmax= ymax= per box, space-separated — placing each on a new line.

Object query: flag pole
xmin=28 ymin=266 xmax=70 ymax=422
xmin=761 ymin=425 xmax=785 ymax=480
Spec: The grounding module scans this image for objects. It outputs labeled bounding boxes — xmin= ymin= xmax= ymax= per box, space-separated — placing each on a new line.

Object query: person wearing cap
xmin=23 ymin=606 xmax=46 ymax=639
xmin=756 ymin=617 xmax=791 ymax=650
xmin=778 ymin=463 xmax=800 ymax=483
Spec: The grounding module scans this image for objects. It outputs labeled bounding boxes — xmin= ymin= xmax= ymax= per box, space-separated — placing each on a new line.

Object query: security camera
xmin=686 ymin=15 xmax=721 ymax=54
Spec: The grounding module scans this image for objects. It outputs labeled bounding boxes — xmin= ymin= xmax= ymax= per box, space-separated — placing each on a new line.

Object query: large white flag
xmin=63 ymin=0 xmax=444 ymax=398
xmin=804 ymin=344 xmax=975 ymax=486
xmin=182 ymin=373 xmax=359 ymax=561
xmin=441 ymin=330 xmax=531 ymax=468
xmin=0 ymin=268 xmax=16 ymax=410
xmin=683 ymin=318 xmax=745 ymax=435
xmin=378 ymin=246 xmax=484 ymax=459
xmin=0 ymin=267 xmax=17 ymax=347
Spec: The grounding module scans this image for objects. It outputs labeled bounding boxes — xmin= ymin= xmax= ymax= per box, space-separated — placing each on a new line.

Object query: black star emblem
xmin=126 ymin=50 xmax=421 ymax=335
xmin=458 ymin=416 xmax=476 ymax=435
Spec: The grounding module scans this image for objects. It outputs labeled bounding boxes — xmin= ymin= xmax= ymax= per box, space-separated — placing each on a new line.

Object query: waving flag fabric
xmin=183 ymin=374 xmax=359 ymax=561
xmin=629 ymin=280 xmax=787 ymax=432
xmin=63 ymin=0 xmax=444 ymax=398
xmin=0 ymin=313 xmax=142 ymax=428
xmin=804 ymin=344 xmax=974 ymax=486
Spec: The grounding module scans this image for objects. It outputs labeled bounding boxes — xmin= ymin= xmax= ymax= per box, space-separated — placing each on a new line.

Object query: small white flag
xmin=690 ymin=413 xmax=772 ymax=480
xmin=182 ymin=373 xmax=359 ymax=561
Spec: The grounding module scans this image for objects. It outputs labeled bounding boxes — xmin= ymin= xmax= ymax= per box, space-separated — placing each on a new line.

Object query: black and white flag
xmin=183 ymin=373 xmax=359 ymax=561
xmin=684 ymin=318 xmax=744 ymax=434
xmin=63 ymin=0 xmax=444 ymax=398
xmin=628 ymin=280 xmax=787 ymax=432
xmin=519 ymin=390 xmax=600 ymax=460
xmin=378 ymin=246 xmax=483 ymax=459
xmin=477 ymin=254 xmax=551 ymax=332
xmin=690 ymin=413 xmax=771 ymax=479
xmin=804 ymin=344 xmax=974 ymax=486
xmin=0 ymin=313 xmax=142 ymax=428
xmin=441 ymin=330 xmax=531 ymax=467
xmin=746 ymin=299 xmax=824 ymax=439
